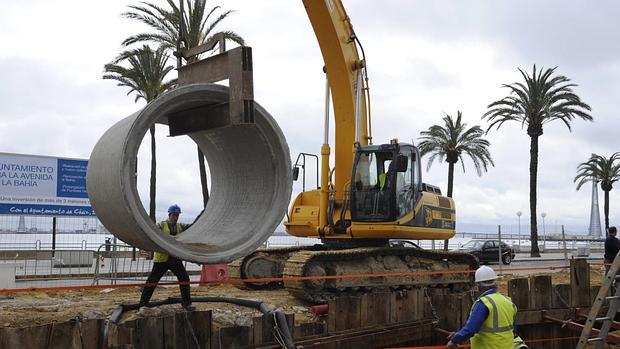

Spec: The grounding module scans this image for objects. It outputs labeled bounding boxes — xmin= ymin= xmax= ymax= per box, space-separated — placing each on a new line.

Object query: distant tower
xmin=17 ymin=216 xmax=26 ymax=233
xmin=589 ymin=180 xmax=603 ymax=237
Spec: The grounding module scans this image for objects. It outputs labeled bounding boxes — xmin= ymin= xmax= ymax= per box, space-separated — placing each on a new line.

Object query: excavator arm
xmin=286 ymin=0 xmax=456 ymax=242
xmin=303 ymin=0 xmax=370 ymax=200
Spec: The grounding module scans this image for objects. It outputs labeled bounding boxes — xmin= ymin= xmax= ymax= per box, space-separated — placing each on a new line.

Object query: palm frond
xmin=418 ymin=111 xmax=494 ymax=176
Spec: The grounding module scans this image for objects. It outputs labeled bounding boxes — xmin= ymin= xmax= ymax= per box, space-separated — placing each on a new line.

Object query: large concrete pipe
xmin=87 ymin=83 xmax=292 ymax=264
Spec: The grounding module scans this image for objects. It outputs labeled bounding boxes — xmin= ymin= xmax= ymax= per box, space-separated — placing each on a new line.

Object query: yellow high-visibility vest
xmin=469 ymin=292 xmax=517 ymax=349
xmin=153 ymin=221 xmax=183 ymax=263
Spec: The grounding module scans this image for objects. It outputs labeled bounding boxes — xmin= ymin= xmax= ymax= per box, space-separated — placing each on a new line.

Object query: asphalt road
xmin=485 ymin=252 xmax=604 ymax=276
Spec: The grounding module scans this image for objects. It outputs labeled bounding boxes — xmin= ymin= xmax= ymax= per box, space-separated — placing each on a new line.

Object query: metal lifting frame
xmin=168 ymin=34 xmax=255 ymax=136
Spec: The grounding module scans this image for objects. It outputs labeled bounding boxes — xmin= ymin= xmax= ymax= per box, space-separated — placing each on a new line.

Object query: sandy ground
xmin=0 ymin=265 xmax=610 ymax=332
xmin=0 ymin=284 xmax=316 ymax=329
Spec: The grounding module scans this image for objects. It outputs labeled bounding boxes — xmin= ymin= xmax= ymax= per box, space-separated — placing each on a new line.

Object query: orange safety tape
xmin=385 ymin=336 xmax=581 ymax=349
xmin=0 ymin=264 xmax=573 ymax=294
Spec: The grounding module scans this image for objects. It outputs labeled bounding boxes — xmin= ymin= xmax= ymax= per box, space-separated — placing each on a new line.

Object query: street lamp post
xmin=516 ymin=211 xmax=522 ymax=247
xmin=541 ymin=212 xmax=547 ymax=248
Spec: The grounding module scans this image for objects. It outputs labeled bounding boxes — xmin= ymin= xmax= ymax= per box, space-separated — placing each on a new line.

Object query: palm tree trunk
xmin=444 ymin=162 xmax=455 ymax=251
xmin=447 ymin=162 xmax=455 ymax=198
xmin=604 ymin=189 xmax=610 ymax=234
xmin=149 ymin=126 xmax=156 ymax=222
xmin=197 ymin=147 xmax=209 ymax=208
xmin=529 ymin=135 xmax=540 ymax=257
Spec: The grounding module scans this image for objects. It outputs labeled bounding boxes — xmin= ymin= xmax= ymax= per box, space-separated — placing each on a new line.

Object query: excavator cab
xmin=350 ymin=143 xmax=418 ymax=222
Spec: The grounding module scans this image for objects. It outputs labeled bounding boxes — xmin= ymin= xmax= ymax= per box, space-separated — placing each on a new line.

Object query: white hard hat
xmin=475 ymin=266 xmax=497 ymax=284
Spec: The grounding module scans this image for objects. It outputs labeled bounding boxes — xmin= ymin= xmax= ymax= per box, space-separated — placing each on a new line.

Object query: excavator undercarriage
xmin=230 ymin=243 xmax=478 ymax=303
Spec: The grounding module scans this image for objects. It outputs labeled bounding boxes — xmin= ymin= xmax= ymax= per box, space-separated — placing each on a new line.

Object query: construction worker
xmin=446 ymin=266 xmax=518 ymax=349
xmin=139 ymin=204 xmax=194 ymax=310
xmin=605 ymin=226 xmax=620 ymax=274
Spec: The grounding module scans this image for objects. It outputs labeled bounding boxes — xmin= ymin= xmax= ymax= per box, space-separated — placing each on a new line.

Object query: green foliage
xmin=418 ymin=111 xmax=494 ymax=175
xmin=575 ymin=153 xmax=620 ymax=192
xmin=121 ymin=0 xmax=244 ymax=55
xmin=103 ymin=45 xmax=177 ymax=103
xmin=483 ymin=65 xmax=592 ymax=136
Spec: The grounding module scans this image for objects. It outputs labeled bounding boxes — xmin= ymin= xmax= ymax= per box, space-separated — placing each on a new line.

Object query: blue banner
xmin=56 ymin=159 xmax=88 ymax=198
xmin=0 ymin=203 xmax=94 ymax=216
xmin=0 ymin=153 xmax=93 ymax=217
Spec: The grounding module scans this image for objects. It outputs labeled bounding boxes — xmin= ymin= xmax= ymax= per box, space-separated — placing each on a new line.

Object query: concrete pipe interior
xmin=87 ymin=83 xmax=292 ymax=264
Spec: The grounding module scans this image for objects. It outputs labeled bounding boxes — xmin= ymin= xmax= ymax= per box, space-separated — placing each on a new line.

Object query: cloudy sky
xmin=1 ymin=0 xmax=619 ymax=234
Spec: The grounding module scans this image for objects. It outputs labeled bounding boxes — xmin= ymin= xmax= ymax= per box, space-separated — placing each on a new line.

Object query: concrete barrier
xmin=0 ymin=263 xmax=16 ymax=288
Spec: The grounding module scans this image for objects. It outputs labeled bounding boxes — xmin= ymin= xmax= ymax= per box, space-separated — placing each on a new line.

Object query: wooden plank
xmin=162 ymin=314 xmax=176 ymax=349
xmin=515 ymin=308 xmax=573 ymax=325
xmin=460 ymin=293 xmax=473 ymax=328
xmin=571 ymin=258 xmax=591 ymax=307
xmin=53 ymin=321 xmax=84 ymax=348
xmin=375 ymin=292 xmax=391 ymax=325
xmin=529 ymin=275 xmax=552 ymax=309
xmin=406 ymin=289 xmax=423 ymax=322
xmin=327 ymin=298 xmax=338 ymax=333
xmin=508 ymin=278 xmax=530 ymax=310
xmin=552 ymin=284 xmax=571 ymax=309
xmin=429 ymin=292 xmax=448 ymax=328
xmin=346 ymin=296 xmax=362 ymax=329
xmin=111 ymin=322 xmax=135 ymax=348
xmin=80 ymin=319 xmax=104 ymax=349
xmin=219 ymin=326 xmax=252 ymax=348
xmin=134 ymin=316 xmax=164 ymax=349
xmin=253 ymin=313 xmax=294 ymax=345
xmin=188 ymin=310 xmax=212 ymax=349
xmin=390 ymin=292 xmax=403 ymax=323
xmin=411 ymin=289 xmax=421 ymax=321
xmin=391 ymin=290 xmax=423 ymax=324
xmin=122 ymin=326 xmax=135 ymax=347
xmin=327 ymin=297 xmax=351 ymax=332
xmin=0 ymin=324 xmax=51 ymax=349
xmin=360 ymin=294 xmax=370 ymax=327
xmin=294 ymin=322 xmax=326 ymax=339
xmin=173 ymin=313 xmax=189 ymax=349
xmin=360 ymin=292 xmax=390 ymax=327
xmin=254 ymin=320 xmax=435 ymax=349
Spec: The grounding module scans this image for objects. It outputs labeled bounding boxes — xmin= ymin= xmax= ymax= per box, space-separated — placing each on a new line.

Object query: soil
xmin=0 ymin=284 xmax=316 ymax=329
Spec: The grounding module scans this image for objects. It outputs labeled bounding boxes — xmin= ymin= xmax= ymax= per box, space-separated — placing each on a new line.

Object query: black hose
xmin=102 ymin=296 xmax=295 ymax=349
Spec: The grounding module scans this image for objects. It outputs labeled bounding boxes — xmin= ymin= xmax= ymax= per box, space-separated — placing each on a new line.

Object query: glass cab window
xmin=350 ymin=146 xmax=418 ymax=222
xmin=396 ymin=149 xmax=415 ymax=218
xmin=351 ymin=151 xmax=394 ymax=221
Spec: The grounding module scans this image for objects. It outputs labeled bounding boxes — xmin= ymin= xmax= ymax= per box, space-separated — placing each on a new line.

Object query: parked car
xmin=458 ymin=239 xmax=515 ymax=265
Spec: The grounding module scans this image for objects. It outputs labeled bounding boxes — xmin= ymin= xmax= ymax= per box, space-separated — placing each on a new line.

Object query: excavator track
xmin=230 ymin=244 xmax=478 ymax=303
xmin=282 ymin=247 xmax=479 ymax=303
xmin=229 ymin=245 xmax=326 ymax=290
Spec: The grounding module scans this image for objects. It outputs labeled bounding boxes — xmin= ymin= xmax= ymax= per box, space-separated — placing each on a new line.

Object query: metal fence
xmin=92 ymin=243 xmax=201 ymax=286
xmin=0 ymin=217 xmax=605 ymax=289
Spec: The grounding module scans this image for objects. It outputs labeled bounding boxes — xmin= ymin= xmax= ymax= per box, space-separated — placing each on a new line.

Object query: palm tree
xmin=103 ymin=45 xmax=177 ymax=222
xmin=121 ymin=0 xmax=245 ymax=208
xmin=418 ymin=111 xmax=494 ymax=250
xmin=122 ymin=0 xmax=244 ymax=59
xmin=483 ymin=65 xmax=592 ymax=257
xmin=575 ymin=153 xmax=620 ymax=233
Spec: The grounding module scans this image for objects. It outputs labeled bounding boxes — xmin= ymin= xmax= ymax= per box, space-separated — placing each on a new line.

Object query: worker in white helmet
xmin=447 ymin=266 xmax=523 ymax=349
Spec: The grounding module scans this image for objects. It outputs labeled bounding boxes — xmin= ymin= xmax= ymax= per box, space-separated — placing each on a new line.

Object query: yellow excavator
xmin=230 ymin=0 xmax=477 ymax=302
